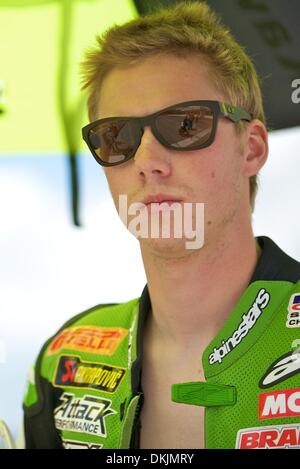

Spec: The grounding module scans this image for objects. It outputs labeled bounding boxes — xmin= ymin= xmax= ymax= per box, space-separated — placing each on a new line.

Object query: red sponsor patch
xmin=259 ymin=388 xmax=300 ymax=420
xmin=236 ymin=424 xmax=300 ymax=449
xmin=47 ymin=326 xmax=128 ymax=356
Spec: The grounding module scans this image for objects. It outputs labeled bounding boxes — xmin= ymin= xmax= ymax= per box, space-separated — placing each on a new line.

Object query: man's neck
xmin=140 ymin=228 xmax=261 ymax=352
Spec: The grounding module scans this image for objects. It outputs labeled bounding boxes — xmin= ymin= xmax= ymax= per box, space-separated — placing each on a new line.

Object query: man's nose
xmin=133 ymin=126 xmax=172 ymax=178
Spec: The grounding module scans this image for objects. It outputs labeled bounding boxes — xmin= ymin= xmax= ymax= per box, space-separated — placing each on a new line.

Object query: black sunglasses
xmin=82 ymin=100 xmax=252 ymax=167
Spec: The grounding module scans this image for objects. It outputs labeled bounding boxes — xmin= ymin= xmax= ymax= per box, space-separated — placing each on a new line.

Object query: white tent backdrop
xmin=0 ymin=126 xmax=299 ymax=437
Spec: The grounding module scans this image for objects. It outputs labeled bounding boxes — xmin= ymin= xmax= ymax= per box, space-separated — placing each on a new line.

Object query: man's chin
xmin=138 ymin=236 xmax=201 ymax=258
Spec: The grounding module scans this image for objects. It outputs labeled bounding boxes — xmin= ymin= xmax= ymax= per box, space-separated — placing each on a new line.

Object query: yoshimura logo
xmin=54 ymin=392 xmax=116 ymax=438
xmin=209 ymin=288 xmax=270 ymax=365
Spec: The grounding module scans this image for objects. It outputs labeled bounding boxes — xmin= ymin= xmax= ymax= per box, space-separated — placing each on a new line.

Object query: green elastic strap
xmin=172 ymin=381 xmax=236 ymax=407
xmin=119 ymin=394 xmax=141 ymax=449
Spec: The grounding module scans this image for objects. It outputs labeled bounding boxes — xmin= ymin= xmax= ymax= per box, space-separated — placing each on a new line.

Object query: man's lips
xmin=142 ymin=194 xmax=183 ymax=206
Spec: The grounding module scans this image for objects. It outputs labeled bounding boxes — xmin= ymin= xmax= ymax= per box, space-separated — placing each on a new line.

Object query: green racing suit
xmin=23 ymin=236 xmax=300 ymax=449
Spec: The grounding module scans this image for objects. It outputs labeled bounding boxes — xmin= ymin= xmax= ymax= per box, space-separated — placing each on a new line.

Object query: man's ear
xmin=243 ymin=119 xmax=269 ymax=177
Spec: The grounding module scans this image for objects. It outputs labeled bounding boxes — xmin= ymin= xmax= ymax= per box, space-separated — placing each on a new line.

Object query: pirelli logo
xmin=53 ymin=355 xmax=126 ymax=393
xmin=47 ymin=326 xmax=128 ymax=356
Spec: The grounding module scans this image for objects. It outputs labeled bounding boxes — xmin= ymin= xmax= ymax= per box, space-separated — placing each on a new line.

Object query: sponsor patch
xmin=53 ymin=355 xmax=126 ymax=393
xmin=209 ymin=288 xmax=270 ymax=365
xmin=47 ymin=326 xmax=128 ymax=356
xmin=259 ymin=388 xmax=300 ymax=420
xmin=236 ymin=424 xmax=300 ymax=449
xmin=54 ymin=392 xmax=117 ymax=438
xmin=259 ymin=350 xmax=300 ymax=388
xmin=62 ymin=439 xmax=102 ymax=449
xmin=286 ymin=293 xmax=300 ymax=328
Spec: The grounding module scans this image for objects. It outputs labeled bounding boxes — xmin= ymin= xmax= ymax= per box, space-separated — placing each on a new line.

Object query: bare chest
xmin=139 ymin=354 xmax=205 ymax=449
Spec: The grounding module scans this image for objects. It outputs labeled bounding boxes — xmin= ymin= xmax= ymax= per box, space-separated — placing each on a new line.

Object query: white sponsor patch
xmin=54 ymin=392 xmax=116 ymax=438
xmin=286 ymin=293 xmax=300 ymax=328
xmin=236 ymin=423 xmax=300 ymax=449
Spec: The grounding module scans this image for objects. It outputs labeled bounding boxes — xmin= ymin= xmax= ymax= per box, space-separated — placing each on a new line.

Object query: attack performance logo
xmin=53 ymin=356 xmax=126 ymax=393
xmin=236 ymin=424 xmax=300 ymax=449
xmin=209 ymin=288 xmax=270 ymax=365
xmin=259 ymin=350 xmax=300 ymax=389
xmin=54 ymin=392 xmax=117 ymax=438
xmin=286 ymin=293 xmax=300 ymax=328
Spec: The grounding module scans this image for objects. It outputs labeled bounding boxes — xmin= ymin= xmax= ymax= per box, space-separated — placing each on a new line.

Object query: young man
xmin=23 ymin=2 xmax=300 ymax=449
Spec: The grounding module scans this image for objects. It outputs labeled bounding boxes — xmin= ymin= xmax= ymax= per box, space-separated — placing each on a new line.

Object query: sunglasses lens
xmin=86 ymin=103 xmax=216 ymax=165
xmin=88 ymin=119 xmax=140 ymax=165
xmin=155 ymin=104 xmax=214 ymax=150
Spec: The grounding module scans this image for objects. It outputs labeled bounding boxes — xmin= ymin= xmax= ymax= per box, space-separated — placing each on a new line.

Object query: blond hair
xmin=81 ymin=1 xmax=266 ymax=210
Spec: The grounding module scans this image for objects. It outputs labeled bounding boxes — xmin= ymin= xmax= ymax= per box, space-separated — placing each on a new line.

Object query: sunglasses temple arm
xmin=219 ymin=102 xmax=252 ymax=122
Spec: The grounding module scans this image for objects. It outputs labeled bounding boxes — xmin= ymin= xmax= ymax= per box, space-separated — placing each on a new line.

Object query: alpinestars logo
xmin=209 ymin=288 xmax=270 ymax=365
xmin=259 ymin=350 xmax=300 ymax=388
xmin=54 ymin=392 xmax=117 ymax=438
